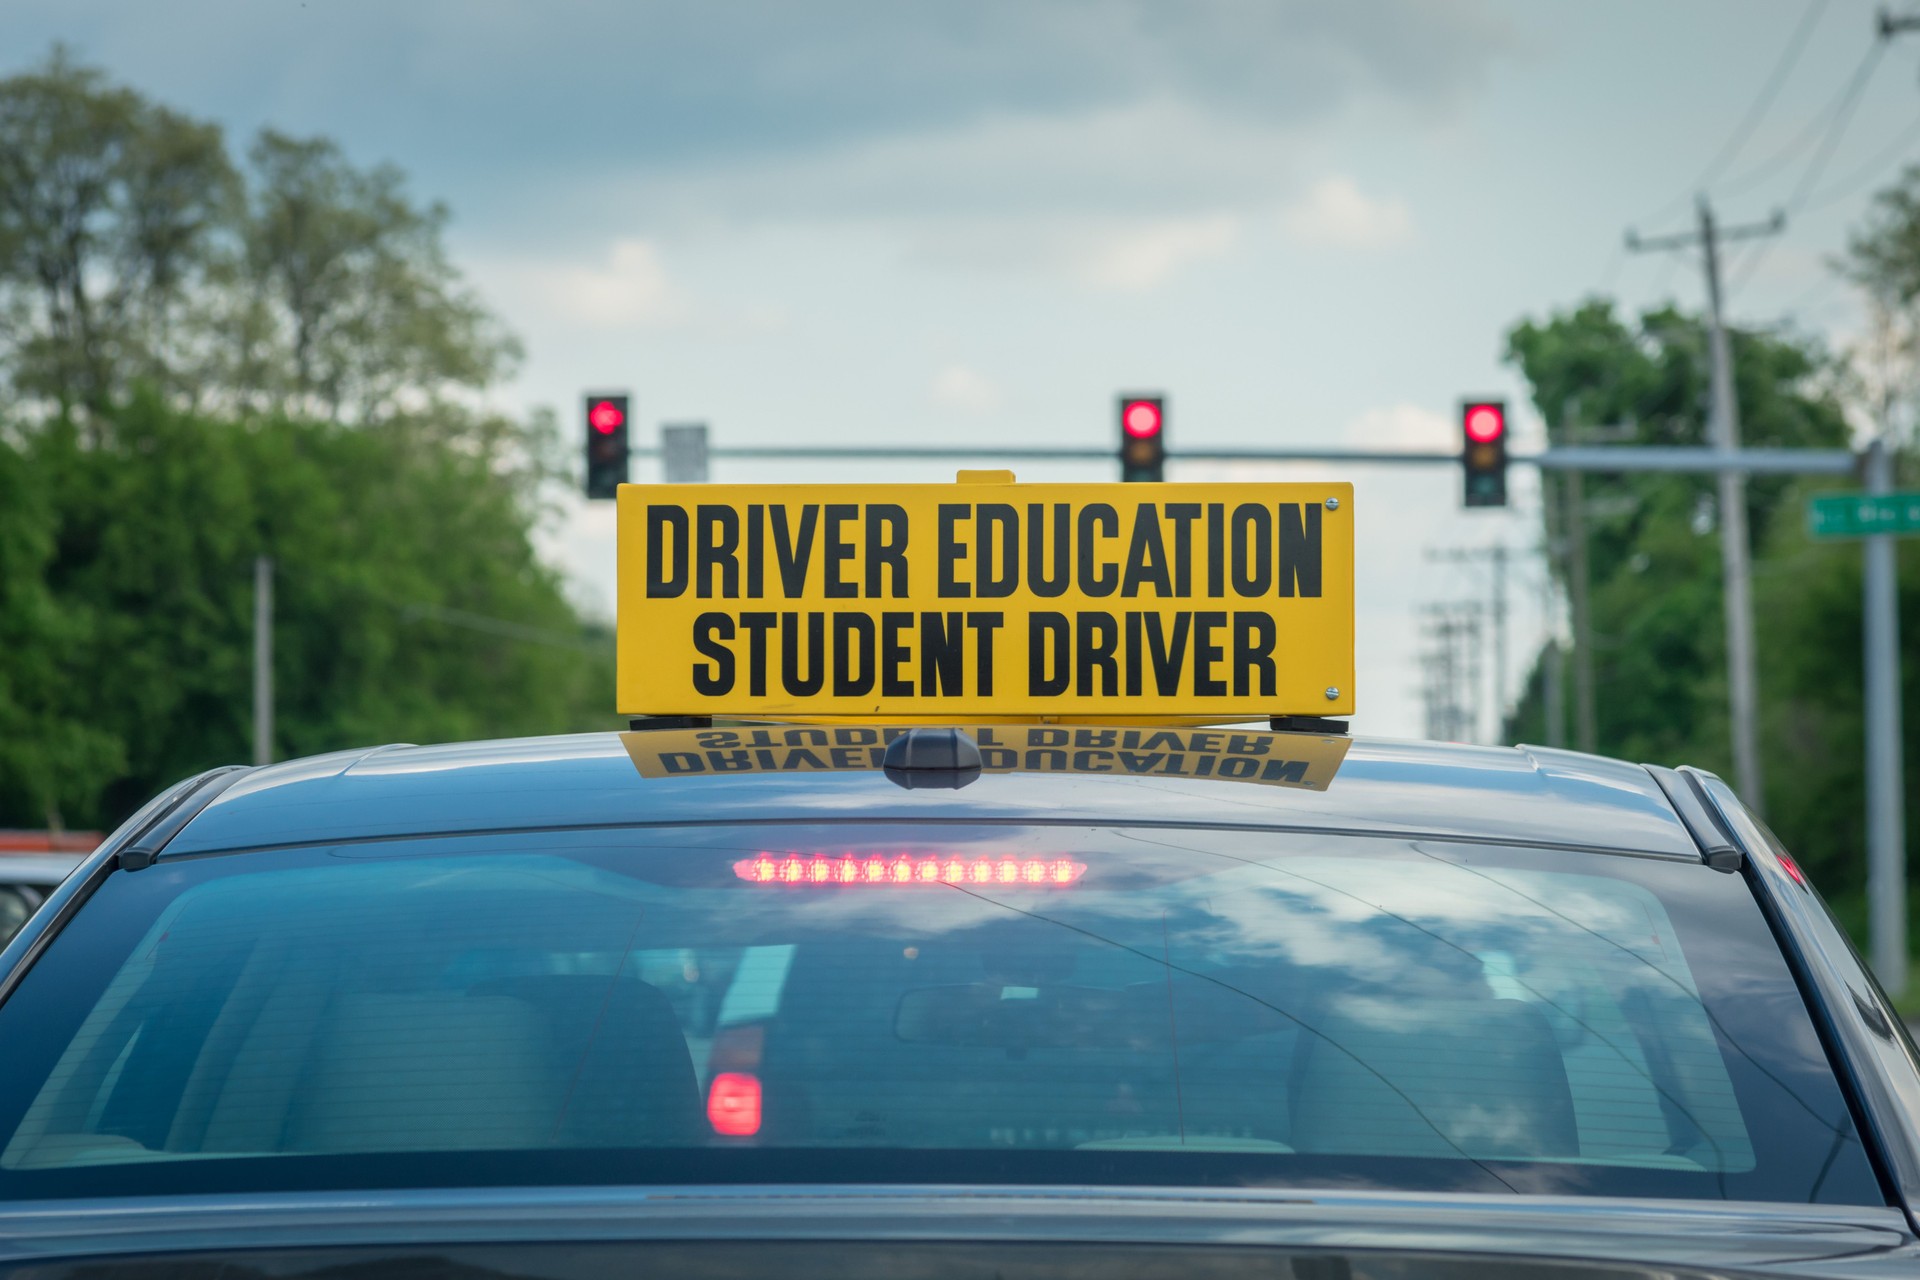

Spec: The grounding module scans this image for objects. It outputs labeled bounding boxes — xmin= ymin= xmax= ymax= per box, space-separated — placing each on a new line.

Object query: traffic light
xmin=585 ymin=393 xmax=630 ymax=500
xmin=1461 ymin=399 xmax=1507 ymax=508
xmin=1118 ymin=394 xmax=1165 ymax=482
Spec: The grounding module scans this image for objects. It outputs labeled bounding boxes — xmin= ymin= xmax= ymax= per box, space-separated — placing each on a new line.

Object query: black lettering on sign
xmin=1124 ymin=612 xmax=1143 ymax=696
xmin=771 ymin=505 xmax=819 ymax=596
xmin=833 ymin=613 xmax=874 ymax=696
xmin=967 ymin=611 xmax=1003 ymax=696
xmin=1193 ymin=611 xmax=1226 ymax=696
xmin=659 ymin=753 xmax=704 ymax=774
xmin=1163 ymin=503 xmax=1200 ymax=597
xmin=647 ymin=506 xmax=688 ymax=598
xmin=1278 ymin=503 xmax=1322 ymax=598
xmin=1030 ymin=612 xmax=1069 ymax=697
xmin=978 ymin=504 xmax=1019 ymax=599
xmin=938 ymin=504 xmax=969 ymax=599
xmin=1218 ymin=757 xmax=1257 ymax=779
xmin=696 ymin=505 xmax=740 ymax=599
xmin=1028 ymin=503 xmax=1070 ymax=598
xmin=1144 ymin=613 xmax=1190 ymax=696
xmin=1076 ymin=612 xmax=1118 ymax=696
xmin=692 ymin=612 xmax=735 ymax=695
xmin=867 ymin=504 xmax=909 ymax=598
xmin=921 ymin=611 xmax=964 ymax=697
xmin=781 ymin=612 xmax=825 ymax=696
xmin=745 ymin=504 xmax=765 ymax=598
xmin=881 ymin=612 xmax=914 ymax=698
xmin=739 ymin=612 xmax=776 ymax=697
xmin=1121 ymin=505 xmax=1172 ymax=598
xmin=1206 ymin=503 xmax=1225 ymax=598
xmin=1231 ymin=503 xmax=1271 ymax=597
xmin=823 ymin=504 xmax=858 ymax=599
xmin=1232 ymin=611 xmax=1277 ymax=697
xmin=1077 ymin=504 xmax=1119 ymax=598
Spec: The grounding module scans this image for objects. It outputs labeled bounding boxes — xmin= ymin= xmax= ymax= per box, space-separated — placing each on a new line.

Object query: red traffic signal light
xmin=1118 ymin=394 xmax=1165 ymax=482
xmin=1464 ymin=402 xmax=1504 ymax=444
xmin=1460 ymin=398 xmax=1507 ymax=508
xmin=585 ymin=392 xmax=631 ymax=500
xmin=1122 ymin=398 xmax=1163 ymax=439
xmin=589 ymin=398 xmax=626 ymax=434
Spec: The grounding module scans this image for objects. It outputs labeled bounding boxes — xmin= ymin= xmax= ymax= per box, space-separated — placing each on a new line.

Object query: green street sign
xmin=1809 ymin=491 xmax=1920 ymax=539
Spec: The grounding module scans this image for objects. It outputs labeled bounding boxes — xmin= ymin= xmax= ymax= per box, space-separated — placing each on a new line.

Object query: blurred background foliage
xmin=0 ymin=50 xmax=614 ymax=832
xmin=1503 ymin=165 xmax=1920 ymax=928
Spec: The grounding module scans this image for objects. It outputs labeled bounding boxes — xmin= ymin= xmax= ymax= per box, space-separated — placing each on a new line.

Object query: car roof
xmin=160 ymin=731 xmax=1703 ymax=861
xmin=0 ymin=854 xmax=85 ymax=886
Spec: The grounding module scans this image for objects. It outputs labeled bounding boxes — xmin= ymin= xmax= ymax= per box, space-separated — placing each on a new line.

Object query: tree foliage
xmin=0 ymin=49 xmax=516 ymax=423
xmin=1504 ymin=300 xmax=1915 ymax=906
xmin=0 ymin=51 xmax=609 ymax=830
xmin=0 ymin=398 xmax=615 ymax=830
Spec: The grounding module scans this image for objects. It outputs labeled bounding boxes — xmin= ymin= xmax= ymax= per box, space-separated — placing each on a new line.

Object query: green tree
xmin=2 ymin=397 xmax=614 ymax=830
xmin=227 ymin=130 xmax=521 ymax=423
xmin=0 ymin=47 xmax=237 ymax=416
xmin=1502 ymin=301 xmax=1913 ymax=902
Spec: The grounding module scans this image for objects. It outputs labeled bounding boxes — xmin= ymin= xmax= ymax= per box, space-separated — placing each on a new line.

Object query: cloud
xmin=1070 ymin=213 xmax=1241 ymax=290
xmin=0 ymin=1 xmax=1508 ymax=245
xmin=1282 ymin=177 xmax=1414 ymax=249
xmin=930 ymin=364 xmax=1002 ymax=412
xmin=473 ymin=238 xmax=683 ymax=332
xmin=1342 ymin=402 xmax=1452 ymax=449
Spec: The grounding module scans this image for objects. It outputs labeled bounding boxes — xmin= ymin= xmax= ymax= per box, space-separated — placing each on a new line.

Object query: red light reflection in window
xmin=733 ymin=854 xmax=1087 ymax=887
xmin=707 ymin=1072 xmax=762 ymax=1136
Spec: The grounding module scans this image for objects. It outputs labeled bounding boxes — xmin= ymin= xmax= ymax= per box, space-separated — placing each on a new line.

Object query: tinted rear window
xmin=0 ymin=825 xmax=1881 ymax=1204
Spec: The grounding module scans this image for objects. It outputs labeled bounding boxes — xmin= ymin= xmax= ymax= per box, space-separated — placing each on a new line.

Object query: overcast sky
xmin=5 ymin=0 xmax=1913 ymax=738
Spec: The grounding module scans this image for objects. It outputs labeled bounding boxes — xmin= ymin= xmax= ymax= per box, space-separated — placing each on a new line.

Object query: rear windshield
xmin=0 ymin=824 xmax=1881 ymax=1204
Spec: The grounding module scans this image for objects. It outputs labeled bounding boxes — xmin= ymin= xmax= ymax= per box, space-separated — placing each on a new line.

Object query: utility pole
xmin=1625 ymin=198 xmax=1785 ymax=810
xmin=1560 ymin=412 xmax=1599 ymax=755
xmin=253 ymin=556 xmax=274 ymax=767
xmin=1863 ymin=437 xmax=1907 ymax=995
xmin=1426 ymin=545 xmax=1512 ymax=742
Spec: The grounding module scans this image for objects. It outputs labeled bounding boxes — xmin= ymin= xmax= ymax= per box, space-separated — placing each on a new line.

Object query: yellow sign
xmin=616 ymin=479 xmax=1354 ymax=718
xmin=623 ymin=724 xmax=1351 ymax=791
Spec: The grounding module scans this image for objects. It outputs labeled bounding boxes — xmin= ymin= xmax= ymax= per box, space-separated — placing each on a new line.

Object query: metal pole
xmin=1562 ymin=442 xmax=1599 ymax=754
xmin=253 ymin=555 xmax=274 ymax=767
xmin=1699 ymin=197 xmax=1766 ymax=813
xmin=1864 ymin=438 xmax=1907 ymax=995
xmin=1491 ymin=543 xmax=1509 ymax=743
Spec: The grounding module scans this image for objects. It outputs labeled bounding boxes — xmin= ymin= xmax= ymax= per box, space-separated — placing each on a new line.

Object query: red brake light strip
xmin=734 ymin=854 xmax=1087 ymax=887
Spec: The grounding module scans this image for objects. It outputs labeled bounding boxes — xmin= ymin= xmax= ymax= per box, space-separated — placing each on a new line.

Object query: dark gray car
xmin=0 ymin=727 xmax=1915 ymax=1278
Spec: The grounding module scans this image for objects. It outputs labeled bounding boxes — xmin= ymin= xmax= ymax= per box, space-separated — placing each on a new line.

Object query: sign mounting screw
xmin=1325 ymin=497 xmax=1340 ymax=510
xmin=1324 ymin=686 xmax=1340 ymax=700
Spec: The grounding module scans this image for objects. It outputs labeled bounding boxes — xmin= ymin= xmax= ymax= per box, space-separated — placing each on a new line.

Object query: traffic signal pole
xmin=1863 ymin=437 xmax=1906 ymax=995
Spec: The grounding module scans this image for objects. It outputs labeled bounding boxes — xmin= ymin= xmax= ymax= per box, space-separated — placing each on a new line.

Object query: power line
xmin=1798 ymin=100 xmax=1920 ymax=211
xmin=1784 ymin=38 xmax=1888 ymax=210
xmin=1697 ymin=1 xmax=1832 ymax=193
xmin=1717 ymin=38 xmax=1887 ymax=202
xmin=1728 ymin=37 xmax=1890 ymax=298
xmin=1638 ymin=0 xmax=1831 ymax=229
